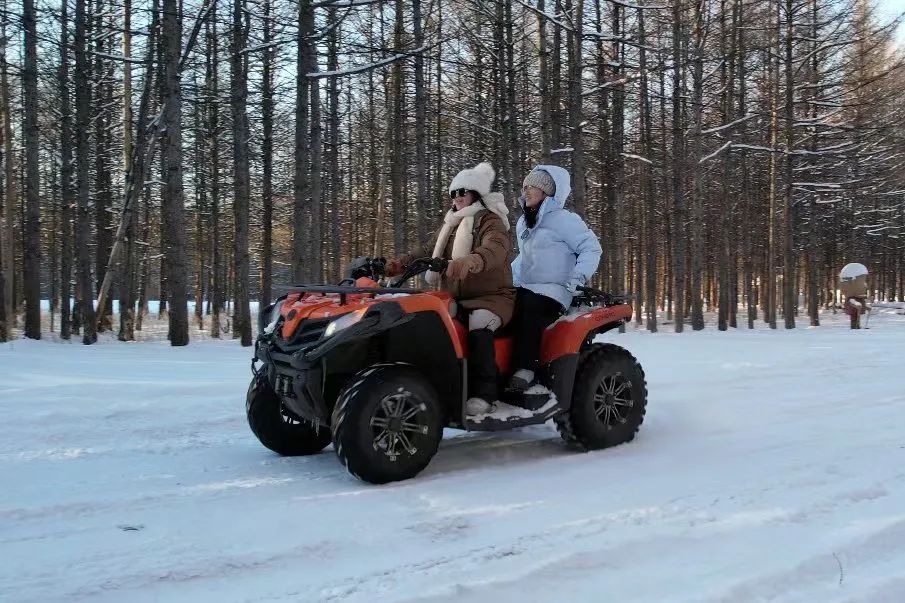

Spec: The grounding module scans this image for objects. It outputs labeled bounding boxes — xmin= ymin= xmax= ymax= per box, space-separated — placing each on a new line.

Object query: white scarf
xmin=425 ymin=193 xmax=509 ymax=285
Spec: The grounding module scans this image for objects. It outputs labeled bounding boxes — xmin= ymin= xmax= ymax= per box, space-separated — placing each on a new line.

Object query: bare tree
xmin=260 ymin=0 xmax=274 ymax=305
xmin=74 ymin=0 xmax=97 ymax=343
xmin=22 ymin=0 xmax=41 ymax=338
xmin=207 ymin=0 xmax=223 ymax=336
xmin=293 ymin=0 xmax=313 ymax=282
xmin=231 ymin=0 xmax=252 ymax=346
xmin=160 ymin=0 xmax=189 ymax=345
xmin=689 ymin=0 xmax=706 ymax=331
xmin=119 ymin=0 xmax=137 ymax=341
xmin=0 ymin=8 xmax=15 ymax=341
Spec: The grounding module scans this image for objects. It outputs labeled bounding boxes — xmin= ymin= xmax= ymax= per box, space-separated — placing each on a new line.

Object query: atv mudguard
xmin=537 ymin=304 xmax=634 ymax=410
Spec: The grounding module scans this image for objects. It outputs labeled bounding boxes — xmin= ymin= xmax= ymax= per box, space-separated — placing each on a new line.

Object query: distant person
xmin=840 ymin=263 xmax=870 ymax=329
xmin=508 ymin=166 xmax=602 ymax=392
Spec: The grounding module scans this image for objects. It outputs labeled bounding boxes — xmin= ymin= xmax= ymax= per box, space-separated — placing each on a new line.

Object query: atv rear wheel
xmin=331 ymin=364 xmax=443 ymax=484
xmin=555 ymin=344 xmax=647 ymax=450
xmin=246 ymin=377 xmax=332 ymax=456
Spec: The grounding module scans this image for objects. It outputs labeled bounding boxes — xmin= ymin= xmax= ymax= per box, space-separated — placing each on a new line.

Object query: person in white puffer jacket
xmin=508 ymin=165 xmax=602 ymax=392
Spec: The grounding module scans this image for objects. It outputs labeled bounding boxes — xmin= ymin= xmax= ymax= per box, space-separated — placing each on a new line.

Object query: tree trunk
xmin=260 ymin=0 xmax=273 ymax=306
xmin=119 ymin=0 xmax=136 ymax=341
xmin=193 ymin=75 xmax=206 ymax=330
xmin=717 ymin=0 xmax=735 ymax=331
xmin=136 ymin=184 xmax=151 ymax=331
xmin=161 ymin=0 xmax=189 ymax=345
xmin=93 ymin=5 xmax=113 ymax=331
xmin=75 ymin=0 xmax=97 ymax=343
xmin=537 ymin=0 xmax=552 ymax=163
xmin=390 ymin=0 xmax=405 ymax=257
xmin=569 ymin=0 xmax=586 ymax=215
xmin=22 ymin=0 xmax=41 ymax=338
xmin=551 ymin=0 xmax=563 ymax=148
xmin=689 ymin=0 xmax=706 ymax=330
xmin=782 ymin=0 xmax=795 ymax=329
xmin=672 ymin=2 xmax=687 ymax=333
xmin=207 ymin=1 xmax=222 ymax=337
xmin=231 ymin=0 xmax=251 ymax=346
xmin=59 ymin=1 xmax=73 ymax=339
xmin=309 ymin=77 xmax=324 ymax=282
xmin=293 ymin=0 xmax=313 ymax=283
xmin=807 ymin=0 xmax=820 ymax=327
xmin=327 ymin=9 xmax=341 ymax=281
xmin=637 ymin=7 xmax=656 ymax=332
xmin=766 ymin=0 xmax=780 ymax=329
xmin=0 ymin=13 xmax=15 ymax=340
xmin=413 ymin=0 xmax=429 ymax=248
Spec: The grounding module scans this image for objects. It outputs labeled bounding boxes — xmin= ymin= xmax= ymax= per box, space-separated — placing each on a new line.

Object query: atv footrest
xmin=464 ymin=399 xmax=561 ymax=432
xmin=502 ymin=391 xmax=553 ymax=411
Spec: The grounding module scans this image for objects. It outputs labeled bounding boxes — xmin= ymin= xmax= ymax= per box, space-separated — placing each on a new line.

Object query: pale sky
xmin=878 ymin=0 xmax=905 ymax=46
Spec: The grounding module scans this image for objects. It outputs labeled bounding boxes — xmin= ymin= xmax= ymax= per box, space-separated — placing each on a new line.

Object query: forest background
xmin=0 ymin=0 xmax=904 ymax=346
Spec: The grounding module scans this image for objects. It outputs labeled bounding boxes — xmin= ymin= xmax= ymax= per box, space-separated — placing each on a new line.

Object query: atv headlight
xmin=262 ymin=300 xmax=285 ymax=335
xmin=324 ymin=310 xmax=364 ymax=338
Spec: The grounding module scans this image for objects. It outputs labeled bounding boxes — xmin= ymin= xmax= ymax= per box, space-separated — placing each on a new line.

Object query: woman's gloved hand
xmin=385 ymin=258 xmax=405 ymax=277
xmin=446 ymin=254 xmax=484 ymax=282
xmin=566 ymin=275 xmax=586 ymax=295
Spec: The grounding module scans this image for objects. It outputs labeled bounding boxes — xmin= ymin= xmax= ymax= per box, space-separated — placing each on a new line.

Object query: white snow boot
xmin=507 ymin=369 xmax=535 ymax=393
xmin=464 ymin=397 xmax=495 ymax=416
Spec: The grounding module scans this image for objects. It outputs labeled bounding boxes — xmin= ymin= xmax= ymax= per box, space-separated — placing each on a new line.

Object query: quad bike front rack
xmin=287 ymin=284 xmax=425 ymax=306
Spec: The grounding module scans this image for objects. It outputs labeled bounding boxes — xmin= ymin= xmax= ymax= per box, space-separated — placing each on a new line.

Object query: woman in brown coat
xmin=387 ymin=162 xmax=515 ymax=415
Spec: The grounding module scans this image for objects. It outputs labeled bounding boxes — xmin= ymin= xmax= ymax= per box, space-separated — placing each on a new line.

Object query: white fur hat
xmin=449 ymin=162 xmax=497 ymax=197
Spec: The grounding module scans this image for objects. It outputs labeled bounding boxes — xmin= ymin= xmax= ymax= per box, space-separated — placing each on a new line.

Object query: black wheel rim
xmin=593 ymin=373 xmax=633 ymax=429
xmin=369 ymin=392 xmax=429 ymax=462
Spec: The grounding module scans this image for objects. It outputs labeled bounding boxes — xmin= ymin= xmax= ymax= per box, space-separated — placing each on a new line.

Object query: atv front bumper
xmin=252 ymin=300 xmax=413 ymax=425
xmin=254 ymin=341 xmax=329 ymax=424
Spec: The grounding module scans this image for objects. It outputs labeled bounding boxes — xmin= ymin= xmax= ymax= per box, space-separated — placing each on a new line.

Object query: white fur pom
xmin=474 ymin=162 xmax=496 ymax=184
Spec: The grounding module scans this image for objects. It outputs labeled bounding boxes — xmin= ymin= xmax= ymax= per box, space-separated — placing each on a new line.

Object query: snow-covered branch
xmin=308 ymin=47 xmax=428 ymax=78
xmin=622 ymin=153 xmax=654 ymax=164
xmin=702 ymin=113 xmax=755 ymax=135
xmin=699 ymin=141 xmax=733 ymax=164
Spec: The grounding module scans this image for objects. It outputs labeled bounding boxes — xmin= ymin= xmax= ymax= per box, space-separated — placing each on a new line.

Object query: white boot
xmin=465 ymin=397 xmax=494 ymax=415
xmin=507 ymin=369 xmax=535 ymax=392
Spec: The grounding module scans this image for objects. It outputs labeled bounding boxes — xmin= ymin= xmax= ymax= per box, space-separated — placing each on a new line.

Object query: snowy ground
xmin=2 ymin=306 xmax=905 ymax=602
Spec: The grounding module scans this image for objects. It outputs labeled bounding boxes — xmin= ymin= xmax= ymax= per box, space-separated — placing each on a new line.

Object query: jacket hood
xmin=519 ymin=165 xmax=571 ymax=212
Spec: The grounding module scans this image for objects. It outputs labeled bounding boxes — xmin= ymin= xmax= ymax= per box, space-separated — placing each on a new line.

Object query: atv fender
xmin=300 ymin=301 xmax=414 ymax=365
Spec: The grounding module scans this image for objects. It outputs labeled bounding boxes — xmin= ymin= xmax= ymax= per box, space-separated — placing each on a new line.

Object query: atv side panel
xmin=540 ymin=304 xmax=632 ymax=363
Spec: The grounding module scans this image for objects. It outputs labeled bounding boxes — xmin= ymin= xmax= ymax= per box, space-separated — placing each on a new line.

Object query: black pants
xmin=510 ymin=287 xmax=564 ymax=372
xmin=468 ymin=328 xmax=497 ymax=401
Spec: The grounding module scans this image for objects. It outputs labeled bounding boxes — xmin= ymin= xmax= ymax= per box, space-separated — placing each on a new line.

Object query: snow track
xmin=2 ymin=309 xmax=905 ymax=602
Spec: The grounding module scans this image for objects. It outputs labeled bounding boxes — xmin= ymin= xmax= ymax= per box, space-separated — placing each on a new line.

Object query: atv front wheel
xmin=246 ymin=377 xmax=332 ymax=456
xmin=331 ymin=364 xmax=443 ymax=484
xmin=555 ymin=344 xmax=647 ymax=450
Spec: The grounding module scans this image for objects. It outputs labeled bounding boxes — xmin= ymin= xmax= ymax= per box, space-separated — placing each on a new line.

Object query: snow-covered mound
xmin=2 ymin=308 xmax=905 ymax=602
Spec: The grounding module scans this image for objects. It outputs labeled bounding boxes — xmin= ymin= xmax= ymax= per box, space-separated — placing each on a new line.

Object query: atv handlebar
xmin=342 ymin=256 xmax=449 ymax=288
xmin=573 ymin=285 xmax=632 ymax=308
xmin=390 ymin=257 xmax=449 ymax=288
xmin=344 ymin=256 xmax=388 ymax=283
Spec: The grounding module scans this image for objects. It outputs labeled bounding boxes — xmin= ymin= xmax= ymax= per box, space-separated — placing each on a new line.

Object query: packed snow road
xmin=2 ymin=310 xmax=905 ymax=602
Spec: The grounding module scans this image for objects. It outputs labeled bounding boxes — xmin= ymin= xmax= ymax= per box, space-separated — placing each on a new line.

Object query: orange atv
xmin=247 ymin=257 xmax=647 ymax=484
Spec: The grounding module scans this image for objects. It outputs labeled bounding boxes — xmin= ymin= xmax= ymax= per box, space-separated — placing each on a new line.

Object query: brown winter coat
xmin=840 ymin=274 xmax=868 ymax=300
xmin=399 ymin=209 xmax=515 ymax=325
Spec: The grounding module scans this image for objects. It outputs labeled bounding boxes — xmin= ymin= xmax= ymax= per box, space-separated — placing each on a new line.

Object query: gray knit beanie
xmin=522 ymin=169 xmax=556 ymax=197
